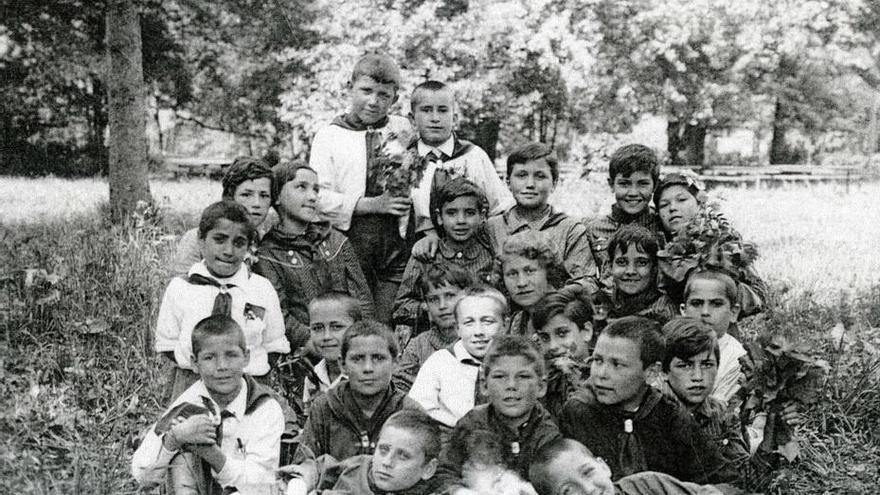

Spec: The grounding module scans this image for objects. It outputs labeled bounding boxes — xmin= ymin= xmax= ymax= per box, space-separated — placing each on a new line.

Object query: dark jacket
xmin=295 ymin=380 xmax=420 ymax=462
xmin=585 ymin=205 xmax=664 ymax=287
xmin=254 ymin=223 xmax=374 ymax=349
xmin=434 ymin=403 xmax=561 ymax=490
xmin=315 ymin=454 xmax=436 ymax=495
xmin=559 ymin=386 xmax=736 ymax=484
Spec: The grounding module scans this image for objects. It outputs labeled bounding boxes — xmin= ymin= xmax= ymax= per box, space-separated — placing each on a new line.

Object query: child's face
xmin=483 ymin=356 xmax=546 ymax=427
xmin=546 ymin=448 xmax=614 ymax=495
xmin=192 ymin=334 xmax=249 ymax=403
xmin=425 ymin=282 xmax=466 ymax=330
xmin=610 ymin=244 xmax=654 ymax=296
xmin=309 ymin=300 xmax=355 ymax=362
xmin=681 ymin=278 xmax=740 ymax=337
xmin=657 ymin=184 xmax=700 ymax=234
xmin=200 ymin=218 xmax=250 ymax=278
xmin=589 ymin=334 xmax=651 ymax=412
xmin=277 ymin=168 xmax=320 ymax=224
xmin=411 ymin=88 xmax=455 ymax=146
xmin=437 ymin=195 xmax=483 ymax=243
xmin=508 ymin=159 xmax=555 ymax=210
xmin=609 ymin=171 xmax=654 ymax=216
xmin=456 ymin=296 xmax=505 ymax=358
xmin=343 ymin=335 xmax=395 ymax=397
xmin=232 ymin=177 xmax=273 ymax=227
xmin=536 ymin=314 xmax=592 ymax=362
xmin=503 ymin=255 xmax=550 ymax=309
xmin=372 ymin=425 xmax=437 ymax=492
xmin=349 ymin=75 xmax=397 ymax=125
xmin=667 ymin=350 xmax=718 ymax=406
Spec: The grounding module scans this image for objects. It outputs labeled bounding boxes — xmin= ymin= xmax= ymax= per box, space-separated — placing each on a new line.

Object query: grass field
xmin=1 ymin=175 xmax=879 ymax=493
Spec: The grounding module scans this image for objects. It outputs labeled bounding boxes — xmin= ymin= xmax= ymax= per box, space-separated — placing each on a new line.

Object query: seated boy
xmin=254 ymin=162 xmax=374 ymax=350
xmin=309 ymin=52 xmax=413 ymax=323
xmin=680 ymin=270 xmax=746 ymax=403
xmin=529 ymin=438 xmax=730 ymax=495
xmin=585 ymin=144 xmax=664 ymax=284
xmin=559 ymin=316 xmax=734 ymax=484
xmin=156 ymin=201 xmax=289 ymax=401
xmin=296 ymin=410 xmax=440 ymax=495
xmin=602 ymin=224 xmax=677 ymax=325
xmin=392 ymin=263 xmax=473 ymax=392
xmin=278 ymin=291 xmax=362 ymax=419
xmin=408 ymin=288 xmax=509 ymax=434
xmin=408 ymin=80 xmax=514 ymax=245
xmin=531 ymin=290 xmax=594 ymax=420
xmin=393 ymin=177 xmax=496 ymax=344
xmin=662 ymin=317 xmax=749 ymax=470
xmin=500 ymin=231 xmax=567 ymax=336
xmin=434 ymin=335 xmax=562 ymax=492
xmin=132 ymin=315 xmax=286 ymax=495
xmin=284 ymin=320 xmax=420 ymax=491
xmin=171 ymin=156 xmax=275 ymax=276
xmin=488 ymin=142 xmax=598 ymax=296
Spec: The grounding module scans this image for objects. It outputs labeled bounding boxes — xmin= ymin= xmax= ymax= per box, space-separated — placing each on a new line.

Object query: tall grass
xmin=1 ymin=176 xmax=879 ymax=493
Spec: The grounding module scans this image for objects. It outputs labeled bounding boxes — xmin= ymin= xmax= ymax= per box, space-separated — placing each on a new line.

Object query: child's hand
xmin=412 ymin=232 xmax=439 ymax=262
xmin=550 ymin=356 xmax=577 ymax=375
xmin=277 ymin=464 xmax=318 ymax=491
xmin=170 ymin=415 xmax=217 ymax=446
xmin=781 ymin=401 xmax=804 ymax=427
xmin=357 ymin=193 xmax=411 ymax=216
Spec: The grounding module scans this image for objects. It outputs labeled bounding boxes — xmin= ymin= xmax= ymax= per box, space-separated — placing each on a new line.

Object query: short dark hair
xmin=381 ymin=410 xmax=442 ymax=461
xmin=506 ymin=142 xmax=559 ymax=184
xmin=341 ymin=320 xmax=398 ymax=360
xmin=529 ymin=439 xmax=595 ymax=495
xmin=351 ymin=52 xmax=401 ymax=87
xmin=197 ymin=200 xmax=257 ymax=243
xmin=608 ymin=144 xmax=660 ymax=184
xmin=661 ymin=317 xmax=720 ymax=372
xmin=418 ymin=262 xmax=474 ymax=295
xmin=221 ymin=156 xmax=273 ymax=200
xmin=602 ymin=316 xmax=665 ymax=368
xmin=411 ymin=80 xmax=453 ymax=113
xmin=429 ymin=177 xmax=488 ymax=236
xmin=531 ymin=290 xmax=594 ymax=333
xmin=308 ymin=291 xmax=364 ymax=322
xmin=607 ymin=224 xmax=660 ymax=263
xmin=499 ymin=231 xmax=567 ymax=289
xmin=683 ymin=269 xmax=738 ymax=306
xmin=271 ymin=161 xmax=317 ymax=209
xmin=191 ymin=314 xmax=246 ymax=357
xmin=482 ymin=334 xmax=545 ymax=378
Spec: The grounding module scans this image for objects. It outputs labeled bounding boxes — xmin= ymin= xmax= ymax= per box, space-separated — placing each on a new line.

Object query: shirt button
xmin=291 ymin=257 xmax=298 ymax=264
xmin=287 ymin=250 xmax=294 ymax=256
xmin=456 ymin=252 xmax=463 ymax=259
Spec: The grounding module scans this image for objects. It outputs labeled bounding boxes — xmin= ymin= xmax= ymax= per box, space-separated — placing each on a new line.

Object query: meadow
xmin=1 ymin=175 xmax=879 ymax=493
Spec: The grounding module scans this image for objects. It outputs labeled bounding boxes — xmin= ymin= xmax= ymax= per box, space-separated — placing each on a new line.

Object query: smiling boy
xmin=559 ymin=316 xmax=733 ymax=484
xmin=586 ymin=144 xmax=664 ymax=284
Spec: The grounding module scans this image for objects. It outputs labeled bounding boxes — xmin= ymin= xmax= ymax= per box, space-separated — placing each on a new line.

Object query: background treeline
xmin=5 ymin=0 xmax=880 ymax=176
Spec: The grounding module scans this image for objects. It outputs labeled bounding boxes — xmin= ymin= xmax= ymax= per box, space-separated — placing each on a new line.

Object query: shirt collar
xmin=188 ymin=261 xmax=250 ymax=287
xmin=437 ymin=237 xmax=482 ymax=260
xmin=417 ymin=136 xmax=455 ymax=158
xmin=314 ymin=359 xmax=346 ymax=388
xmin=196 ymin=377 xmax=248 ymax=418
xmin=452 ymin=340 xmax=480 ymax=365
xmin=505 ymin=205 xmax=554 ymax=233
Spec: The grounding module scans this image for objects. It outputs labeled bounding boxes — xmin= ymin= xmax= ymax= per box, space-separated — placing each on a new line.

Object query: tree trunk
xmin=667 ymin=119 xmax=684 ymax=165
xmin=769 ymin=99 xmax=788 ymax=164
xmin=683 ymin=123 xmax=706 ymax=167
xmin=106 ymin=0 xmax=151 ymax=223
xmin=471 ymin=119 xmax=499 ymax=162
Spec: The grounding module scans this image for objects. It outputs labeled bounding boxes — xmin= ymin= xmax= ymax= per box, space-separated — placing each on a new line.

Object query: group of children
xmin=131 ymin=52 xmax=787 ymax=495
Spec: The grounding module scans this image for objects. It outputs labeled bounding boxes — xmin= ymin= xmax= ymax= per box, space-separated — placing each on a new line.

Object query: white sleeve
xmin=309 ymin=127 xmax=360 ymax=230
xmin=259 ymin=279 xmax=290 ymax=354
xmin=155 ymin=280 xmax=183 ymax=355
xmin=131 ymin=425 xmax=179 ymax=488
xmin=468 ymin=149 xmax=514 ymax=217
xmin=407 ymin=353 xmax=444 ymax=416
xmin=214 ymin=400 xmax=284 ymax=489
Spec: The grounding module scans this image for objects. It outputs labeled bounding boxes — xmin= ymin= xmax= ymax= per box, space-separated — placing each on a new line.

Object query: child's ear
xmin=607 ymin=177 xmax=614 ymax=189
xmin=644 ymin=361 xmax=662 ymax=384
xmin=243 ymin=348 xmax=251 ymax=367
xmin=679 ymin=303 xmax=686 ymax=316
xmin=730 ymin=303 xmax=741 ymax=322
xmin=537 ymin=374 xmax=548 ymax=399
xmin=190 ymin=355 xmax=200 ymax=374
xmin=420 ymin=457 xmax=439 ymax=480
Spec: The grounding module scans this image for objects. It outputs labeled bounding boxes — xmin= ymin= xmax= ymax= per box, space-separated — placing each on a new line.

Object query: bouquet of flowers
xmin=658 ymin=206 xmax=759 ymax=283
xmin=365 ymin=128 xmax=429 ymax=197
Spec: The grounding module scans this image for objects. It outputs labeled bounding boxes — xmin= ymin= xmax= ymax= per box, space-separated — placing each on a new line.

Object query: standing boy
xmin=309 ymin=52 xmax=413 ymax=322
xmin=559 ymin=316 xmax=733 ymax=484
xmin=133 ymin=315 xmax=286 ymax=495
xmin=586 ymin=144 xmax=664 ymax=282
xmin=392 ymin=263 xmax=473 ymax=392
xmin=434 ymin=335 xmax=561 ymax=491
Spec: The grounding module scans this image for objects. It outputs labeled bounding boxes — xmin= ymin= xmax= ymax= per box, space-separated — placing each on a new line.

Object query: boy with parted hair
xmin=434 ymin=335 xmax=561 ymax=492
xmin=133 ymin=315 xmax=287 ymax=495
xmin=529 ymin=438 xmax=730 ymax=495
xmin=585 ymin=144 xmax=664 ymax=283
xmin=559 ymin=316 xmax=734 ymax=484
xmin=309 ymin=52 xmax=413 ymax=323
xmin=408 ymin=80 xmax=514 ymax=247
xmin=488 ymin=142 xmax=599 ymax=296
xmin=392 ymin=263 xmax=473 ymax=392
